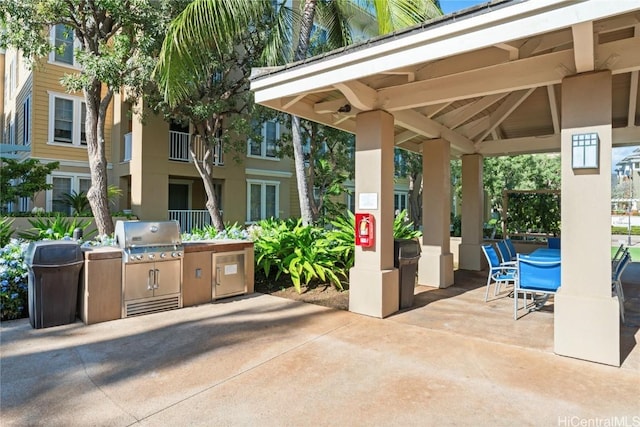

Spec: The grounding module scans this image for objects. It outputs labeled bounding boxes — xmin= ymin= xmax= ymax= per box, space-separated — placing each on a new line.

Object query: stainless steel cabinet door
xmin=153 ymin=259 xmax=182 ymax=296
xmin=213 ymin=252 xmax=245 ymax=298
xmin=123 ymin=262 xmax=156 ymax=301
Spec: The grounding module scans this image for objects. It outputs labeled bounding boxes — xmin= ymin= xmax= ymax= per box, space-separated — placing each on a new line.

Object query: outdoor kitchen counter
xmin=79 ymin=246 xmax=123 ymax=325
xmin=182 ymin=241 xmax=254 ymax=307
xmin=183 ymin=240 xmax=253 ymax=253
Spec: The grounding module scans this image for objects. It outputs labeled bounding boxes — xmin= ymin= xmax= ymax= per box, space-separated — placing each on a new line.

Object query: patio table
xmin=528 ymin=248 xmax=561 ymax=260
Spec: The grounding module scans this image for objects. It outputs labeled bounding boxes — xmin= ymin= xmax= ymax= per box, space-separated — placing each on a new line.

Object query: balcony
xmin=169 ymin=131 xmax=223 ymax=165
xmin=169 ymin=210 xmax=214 ymax=233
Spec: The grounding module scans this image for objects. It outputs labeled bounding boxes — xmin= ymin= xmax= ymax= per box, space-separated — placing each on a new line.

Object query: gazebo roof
xmin=251 ymin=0 xmax=640 ymax=158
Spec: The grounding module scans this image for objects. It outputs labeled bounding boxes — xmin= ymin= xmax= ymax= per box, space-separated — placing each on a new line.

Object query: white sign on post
xmin=358 ymin=193 xmax=378 ymax=210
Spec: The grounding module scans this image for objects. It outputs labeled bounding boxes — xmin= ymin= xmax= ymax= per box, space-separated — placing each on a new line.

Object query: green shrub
xmin=182 ymin=222 xmax=250 ymax=241
xmin=0 ymin=240 xmax=29 ymax=321
xmin=253 ymin=218 xmax=345 ymax=293
xmin=17 ymin=214 xmax=96 ymax=241
xmin=62 ymin=191 xmax=91 ymax=216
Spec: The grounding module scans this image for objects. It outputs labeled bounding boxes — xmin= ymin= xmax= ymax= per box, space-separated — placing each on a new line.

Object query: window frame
xmin=246 ymin=179 xmax=280 ymax=223
xmin=22 ymin=96 xmax=31 ymax=146
xmin=46 ymin=173 xmax=92 ymax=214
xmin=48 ymin=92 xmax=87 ymax=147
xmin=248 ymin=120 xmax=280 ymax=160
xmin=49 ymin=24 xmax=81 ymax=69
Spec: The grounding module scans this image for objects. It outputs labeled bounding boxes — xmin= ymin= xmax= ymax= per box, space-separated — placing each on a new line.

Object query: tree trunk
xmin=84 ymin=81 xmax=114 ymax=236
xmin=408 ymin=172 xmax=422 ymax=228
xmin=291 ymin=0 xmax=318 ymax=226
xmin=291 ymin=116 xmax=314 ymax=225
xmin=190 ymin=133 xmax=224 ymax=232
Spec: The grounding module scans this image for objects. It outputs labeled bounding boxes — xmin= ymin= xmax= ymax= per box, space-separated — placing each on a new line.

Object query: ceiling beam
xmin=437 ymin=93 xmax=508 ymax=129
xmin=572 ymin=22 xmax=595 ymax=73
xmin=547 ymin=85 xmax=560 ymax=134
xmin=395 ymin=130 xmax=419 ymax=144
xmin=314 ymin=98 xmax=357 ymax=114
xmin=474 ymin=88 xmax=536 ymax=142
xmin=494 ymin=43 xmax=519 ymax=60
xmin=378 ymin=49 xmax=574 ymax=111
xmin=333 ymin=81 xmax=378 ymax=111
xmin=393 ymin=110 xmax=476 ymax=154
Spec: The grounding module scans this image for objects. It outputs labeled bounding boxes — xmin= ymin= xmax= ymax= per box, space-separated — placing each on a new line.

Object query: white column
xmin=419 ymin=139 xmax=454 ymax=287
xmin=554 ymin=71 xmax=619 ymax=366
xmin=349 ymin=110 xmax=399 ymax=318
xmin=458 ymin=154 xmax=485 ymax=270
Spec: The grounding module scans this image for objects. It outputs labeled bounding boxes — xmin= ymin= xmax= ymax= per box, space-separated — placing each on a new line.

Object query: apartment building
xmin=1 ymin=18 xmax=412 ymax=232
xmin=1 ymin=35 xmax=300 ymax=231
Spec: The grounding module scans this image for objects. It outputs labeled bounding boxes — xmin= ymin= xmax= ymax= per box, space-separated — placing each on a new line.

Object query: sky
xmin=439 ymin=0 xmax=486 ymax=15
xmin=439 ymin=0 xmax=638 ymax=170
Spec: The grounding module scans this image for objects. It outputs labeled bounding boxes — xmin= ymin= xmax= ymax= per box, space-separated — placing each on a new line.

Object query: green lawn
xmin=611 ymin=246 xmax=640 ymax=261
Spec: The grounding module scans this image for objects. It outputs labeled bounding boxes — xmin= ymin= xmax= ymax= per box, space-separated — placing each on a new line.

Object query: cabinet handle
xmin=153 ymin=269 xmax=159 ymax=289
xmin=216 ymin=266 xmax=221 ymax=286
xmin=147 ymin=269 xmax=154 ymax=290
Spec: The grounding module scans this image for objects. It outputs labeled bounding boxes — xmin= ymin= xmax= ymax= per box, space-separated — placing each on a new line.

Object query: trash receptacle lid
xmin=26 ymin=241 xmax=83 ymax=266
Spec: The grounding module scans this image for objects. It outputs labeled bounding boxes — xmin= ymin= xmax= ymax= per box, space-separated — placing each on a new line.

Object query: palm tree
xmin=155 ymin=0 xmax=442 ymax=227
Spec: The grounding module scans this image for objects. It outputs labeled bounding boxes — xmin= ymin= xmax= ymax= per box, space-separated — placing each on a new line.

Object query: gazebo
xmin=250 ymin=0 xmax=640 ymax=366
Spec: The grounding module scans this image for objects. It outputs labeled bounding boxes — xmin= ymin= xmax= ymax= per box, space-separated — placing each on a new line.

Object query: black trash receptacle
xmin=394 ymin=239 xmax=421 ymax=309
xmin=26 ymin=241 xmax=84 ymax=329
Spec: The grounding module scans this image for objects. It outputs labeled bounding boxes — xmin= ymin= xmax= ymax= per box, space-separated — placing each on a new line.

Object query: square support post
xmin=458 ymin=154 xmax=485 ymax=271
xmin=349 ymin=110 xmax=399 ymax=318
xmin=554 ymin=71 xmax=619 ymax=366
xmin=419 ymin=139 xmax=454 ymax=287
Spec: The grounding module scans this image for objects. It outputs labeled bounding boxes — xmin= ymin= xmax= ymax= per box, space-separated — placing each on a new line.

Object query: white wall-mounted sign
xmin=359 ymin=193 xmax=378 ymax=210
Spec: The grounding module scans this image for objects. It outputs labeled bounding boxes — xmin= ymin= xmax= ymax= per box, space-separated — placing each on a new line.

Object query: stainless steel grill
xmin=115 ymin=220 xmax=183 ymax=317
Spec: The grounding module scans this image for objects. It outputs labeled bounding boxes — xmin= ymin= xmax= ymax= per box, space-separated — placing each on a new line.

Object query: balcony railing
xmin=169 ymin=131 xmax=223 ymax=165
xmin=169 ymin=131 xmax=190 ymax=161
xmin=169 ymin=210 xmax=214 ymax=233
xmin=123 ymin=133 xmax=132 ymax=162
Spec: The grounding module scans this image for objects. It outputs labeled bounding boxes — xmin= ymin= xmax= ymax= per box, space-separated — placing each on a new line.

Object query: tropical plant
xmin=253 ymin=218 xmax=345 ymax=293
xmin=155 ymin=0 xmax=443 ymax=227
xmin=0 ymin=218 xmax=15 ymax=247
xmin=0 ymin=1 xmax=184 ymax=235
xmin=107 ymin=185 xmax=123 ymax=208
xmin=62 ymin=191 xmax=91 ymax=216
xmin=0 ymin=239 xmax=29 ymax=321
xmin=393 ymin=210 xmax=422 ymax=239
xmin=17 ymin=214 xmax=96 ymax=241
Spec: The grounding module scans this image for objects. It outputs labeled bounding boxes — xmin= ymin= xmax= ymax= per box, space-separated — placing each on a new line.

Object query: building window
xmin=247 ymin=180 xmax=279 ymax=222
xmin=22 ymin=96 xmax=31 ymax=145
xmin=394 ymin=192 xmax=408 ymax=215
xmin=49 ymin=93 xmax=86 ymax=146
xmin=7 ymin=119 xmax=16 ymax=146
xmin=48 ymin=174 xmax=91 ymax=214
xmin=248 ymin=120 xmax=279 ymax=159
xmin=53 ymin=24 xmax=74 ymax=65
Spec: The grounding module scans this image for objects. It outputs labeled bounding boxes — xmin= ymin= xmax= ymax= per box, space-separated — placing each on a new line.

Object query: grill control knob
xmin=148 ymin=254 xmax=155 ymax=259
xmin=160 ymin=253 xmax=167 ymax=259
xmin=172 ymin=252 xmax=182 ymax=258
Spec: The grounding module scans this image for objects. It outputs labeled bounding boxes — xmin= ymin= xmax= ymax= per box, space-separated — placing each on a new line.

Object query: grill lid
xmin=115 ymin=220 xmax=182 ymax=249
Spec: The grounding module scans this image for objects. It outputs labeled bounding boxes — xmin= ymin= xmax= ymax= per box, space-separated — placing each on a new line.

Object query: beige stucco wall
xmin=554 ymin=71 xmax=619 ymax=366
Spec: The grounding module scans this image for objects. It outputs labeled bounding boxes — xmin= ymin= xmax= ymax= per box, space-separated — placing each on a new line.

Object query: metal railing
xmin=123 ymin=133 xmax=132 ymax=162
xmin=168 ymin=210 xmax=212 ymax=233
xmin=168 ymin=131 xmax=223 ymax=165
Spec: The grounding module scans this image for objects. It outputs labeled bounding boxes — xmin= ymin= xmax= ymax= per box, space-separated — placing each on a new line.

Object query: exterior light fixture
xmin=571 ymin=132 xmax=599 ymax=169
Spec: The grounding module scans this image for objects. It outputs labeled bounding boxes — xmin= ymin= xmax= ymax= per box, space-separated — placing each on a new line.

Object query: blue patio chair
xmin=514 ymin=255 xmax=561 ymax=320
xmin=504 ymin=237 xmax=518 ymax=261
xmin=481 ymin=244 xmax=517 ymax=301
xmin=496 ymin=239 xmax=515 ymax=264
xmin=547 ymin=237 xmax=561 ymax=249
xmin=611 ymin=244 xmax=626 ymax=272
xmin=612 ymin=251 xmax=631 ymax=323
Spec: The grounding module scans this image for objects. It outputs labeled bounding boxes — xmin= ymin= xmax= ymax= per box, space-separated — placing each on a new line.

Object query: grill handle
xmin=154 ymin=269 xmax=159 ymax=289
xmin=147 ymin=269 xmax=154 ymax=291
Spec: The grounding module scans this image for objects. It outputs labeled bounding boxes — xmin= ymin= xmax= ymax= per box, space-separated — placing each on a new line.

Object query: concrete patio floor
xmin=1 ymin=268 xmax=639 ymax=426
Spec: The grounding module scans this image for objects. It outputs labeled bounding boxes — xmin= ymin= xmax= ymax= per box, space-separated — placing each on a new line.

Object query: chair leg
xmin=514 ymin=290 xmax=518 ymax=320
xmin=485 ymin=276 xmax=492 ymax=302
